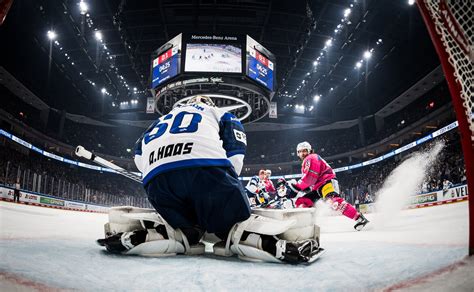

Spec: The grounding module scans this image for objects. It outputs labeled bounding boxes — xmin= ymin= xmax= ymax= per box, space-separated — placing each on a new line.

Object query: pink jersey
xmin=263 ymin=179 xmax=276 ymax=194
xmin=294 ymin=153 xmax=336 ymax=191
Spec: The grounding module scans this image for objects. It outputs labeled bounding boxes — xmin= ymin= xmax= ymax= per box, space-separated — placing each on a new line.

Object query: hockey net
xmin=416 ymin=0 xmax=474 ymax=255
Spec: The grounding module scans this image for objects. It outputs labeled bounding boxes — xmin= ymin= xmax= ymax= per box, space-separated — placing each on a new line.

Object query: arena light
xmin=94 ymin=31 xmax=102 ymax=41
xmin=355 ymin=61 xmax=363 ymax=69
xmin=408 ymin=0 xmax=415 ymax=5
xmin=313 ymin=61 xmax=318 ymax=66
xmin=133 ymin=87 xmax=137 ymax=91
xmin=344 ymin=8 xmax=351 ymax=18
xmin=101 ymin=88 xmax=106 ymax=94
xmin=79 ymin=1 xmax=88 ymax=15
xmin=47 ymin=30 xmax=57 ymax=40
xmin=325 ymin=38 xmax=333 ymax=47
xmin=313 ymin=95 xmax=321 ymax=102
xmin=363 ymin=50 xmax=372 ymax=59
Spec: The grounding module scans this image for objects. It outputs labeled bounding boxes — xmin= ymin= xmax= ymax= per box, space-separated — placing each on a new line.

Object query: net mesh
xmin=423 ymin=0 xmax=473 ymax=140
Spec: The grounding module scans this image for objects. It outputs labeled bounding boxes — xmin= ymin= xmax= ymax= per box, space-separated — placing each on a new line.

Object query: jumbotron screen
xmin=184 ymin=43 xmax=242 ymax=73
xmin=246 ymin=36 xmax=274 ymax=91
xmin=151 ymin=34 xmax=182 ymax=88
xmin=151 ymin=33 xmax=275 ymax=94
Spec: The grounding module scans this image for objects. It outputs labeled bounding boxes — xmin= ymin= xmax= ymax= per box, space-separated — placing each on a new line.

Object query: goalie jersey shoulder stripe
xmin=134 ymin=104 xmax=247 ymax=185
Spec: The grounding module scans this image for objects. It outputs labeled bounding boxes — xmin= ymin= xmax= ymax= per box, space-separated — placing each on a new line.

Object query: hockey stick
xmin=75 ymin=146 xmax=143 ymax=184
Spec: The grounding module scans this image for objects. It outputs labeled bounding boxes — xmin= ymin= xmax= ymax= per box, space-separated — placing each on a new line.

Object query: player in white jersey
xmin=97 ymin=96 xmax=322 ymax=264
xmin=245 ymin=169 xmax=269 ymax=206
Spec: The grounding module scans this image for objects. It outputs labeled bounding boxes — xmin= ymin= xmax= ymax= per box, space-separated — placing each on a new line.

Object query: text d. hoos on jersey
xmin=149 ymin=142 xmax=194 ymax=165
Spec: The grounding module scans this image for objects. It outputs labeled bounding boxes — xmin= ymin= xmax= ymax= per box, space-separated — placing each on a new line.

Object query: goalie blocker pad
xmin=104 ymin=206 xmax=205 ymax=256
xmin=214 ymin=208 xmax=322 ymax=263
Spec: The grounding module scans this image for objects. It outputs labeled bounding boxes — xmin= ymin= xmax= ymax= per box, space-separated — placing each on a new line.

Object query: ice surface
xmin=0 ymin=200 xmax=472 ymax=291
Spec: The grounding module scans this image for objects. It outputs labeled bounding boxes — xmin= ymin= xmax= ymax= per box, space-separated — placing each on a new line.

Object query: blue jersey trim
xmin=226 ymin=150 xmax=245 ymax=157
xmin=143 ymin=158 xmax=232 ymax=185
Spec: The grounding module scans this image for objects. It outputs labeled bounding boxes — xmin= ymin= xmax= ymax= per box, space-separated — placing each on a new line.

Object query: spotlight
xmin=101 ymin=88 xmax=106 ymax=93
xmin=314 ymin=95 xmax=321 ymax=101
xmin=47 ymin=30 xmax=57 ymax=40
xmin=344 ymin=8 xmax=351 ymax=18
xmin=79 ymin=1 xmax=88 ymax=15
xmin=325 ymin=39 xmax=333 ymax=47
xmin=313 ymin=61 xmax=318 ymax=66
xmin=95 ymin=31 xmax=102 ymax=41
xmin=363 ymin=50 xmax=372 ymax=59
xmin=408 ymin=0 xmax=415 ymax=5
xmin=355 ymin=61 xmax=362 ymax=69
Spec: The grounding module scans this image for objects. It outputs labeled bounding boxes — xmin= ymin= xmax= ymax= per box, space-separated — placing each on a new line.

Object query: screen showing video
xmin=184 ymin=43 xmax=242 ymax=73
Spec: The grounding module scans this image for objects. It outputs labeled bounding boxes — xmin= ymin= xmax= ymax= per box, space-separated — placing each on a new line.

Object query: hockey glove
xmin=286 ymin=179 xmax=300 ymax=198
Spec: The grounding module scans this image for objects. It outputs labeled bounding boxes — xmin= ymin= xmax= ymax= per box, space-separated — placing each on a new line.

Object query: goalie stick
xmin=75 ymin=145 xmax=143 ymax=184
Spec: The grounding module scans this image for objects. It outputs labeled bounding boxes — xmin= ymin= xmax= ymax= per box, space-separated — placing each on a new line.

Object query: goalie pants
xmin=146 ymin=166 xmax=251 ymax=242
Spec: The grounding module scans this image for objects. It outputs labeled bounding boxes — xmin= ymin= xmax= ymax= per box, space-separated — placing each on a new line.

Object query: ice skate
xmin=354 ymin=213 xmax=369 ymax=231
xmin=276 ymin=239 xmax=324 ymax=264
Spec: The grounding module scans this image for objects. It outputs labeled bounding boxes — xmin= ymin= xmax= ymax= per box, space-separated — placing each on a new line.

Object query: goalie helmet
xmin=296 ymin=141 xmax=312 ymax=152
xmin=186 ymin=95 xmax=215 ymax=107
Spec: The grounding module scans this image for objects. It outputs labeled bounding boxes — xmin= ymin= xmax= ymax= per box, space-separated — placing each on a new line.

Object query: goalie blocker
xmin=97 ymin=206 xmax=324 ymax=264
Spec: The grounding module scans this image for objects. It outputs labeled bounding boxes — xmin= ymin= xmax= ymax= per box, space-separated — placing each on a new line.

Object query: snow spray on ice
xmin=372 ymin=140 xmax=445 ymax=229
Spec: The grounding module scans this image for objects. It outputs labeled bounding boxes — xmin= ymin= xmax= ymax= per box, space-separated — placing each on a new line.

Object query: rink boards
xmin=0 ymin=185 xmax=108 ymax=213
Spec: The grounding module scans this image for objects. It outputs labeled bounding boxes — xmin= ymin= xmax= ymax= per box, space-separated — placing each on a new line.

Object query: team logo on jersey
xmin=303 ymin=159 xmax=311 ymax=172
xmin=149 ymin=142 xmax=194 ymax=165
xmin=233 ymin=129 xmax=247 ymax=145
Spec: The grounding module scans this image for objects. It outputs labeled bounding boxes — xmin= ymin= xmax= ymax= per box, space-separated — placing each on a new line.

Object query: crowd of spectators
xmin=1 ymin=79 xmax=453 ymax=165
xmin=62 ymin=121 xmax=142 ymax=159
xmin=0 ymin=141 xmax=150 ymax=207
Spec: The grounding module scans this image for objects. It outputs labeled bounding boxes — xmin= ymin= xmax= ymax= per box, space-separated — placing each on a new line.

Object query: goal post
xmin=416 ymin=0 xmax=474 ymax=255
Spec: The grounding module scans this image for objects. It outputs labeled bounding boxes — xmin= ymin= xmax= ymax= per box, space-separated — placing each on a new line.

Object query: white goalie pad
xmin=105 ymin=206 xmax=155 ymax=236
xmin=252 ymin=208 xmax=320 ymax=241
xmin=214 ymin=209 xmax=322 ymax=263
xmin=104 ymin=206 xmax=204 ymax=256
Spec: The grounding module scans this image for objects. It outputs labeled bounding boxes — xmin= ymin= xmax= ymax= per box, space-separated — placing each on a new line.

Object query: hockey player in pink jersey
xmin=282 ymin=141 xmax=369 ymax=231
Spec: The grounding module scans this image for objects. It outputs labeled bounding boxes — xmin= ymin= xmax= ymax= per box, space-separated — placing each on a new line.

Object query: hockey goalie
xmin=97 ymin=95 xmax=323 ymax=264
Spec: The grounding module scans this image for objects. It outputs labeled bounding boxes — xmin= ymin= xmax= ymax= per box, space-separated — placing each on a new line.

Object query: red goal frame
xmin=416 ymin=0 xmax=474 ymax=256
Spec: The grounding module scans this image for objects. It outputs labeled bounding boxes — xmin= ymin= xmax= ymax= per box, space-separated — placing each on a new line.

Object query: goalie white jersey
xmin=134 ymin=103 xmax=247 ymax=185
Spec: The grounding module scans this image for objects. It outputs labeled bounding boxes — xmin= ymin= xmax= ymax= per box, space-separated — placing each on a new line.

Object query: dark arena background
xmin=0 ymin=0 xmax=473 ymax=290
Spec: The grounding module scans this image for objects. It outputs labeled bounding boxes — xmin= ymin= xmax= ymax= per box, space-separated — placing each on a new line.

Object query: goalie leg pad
xmin=101 ymin=207 xmax=205 ymax=256
xmin=213 ymin=210 xmax=324 ymax=264
xmin=105 ymin=206 xmax=156 ymax=236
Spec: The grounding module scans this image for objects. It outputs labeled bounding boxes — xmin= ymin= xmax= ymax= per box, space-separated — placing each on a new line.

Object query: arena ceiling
xmin=0 ymin=0 xmax=440 ymax=127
